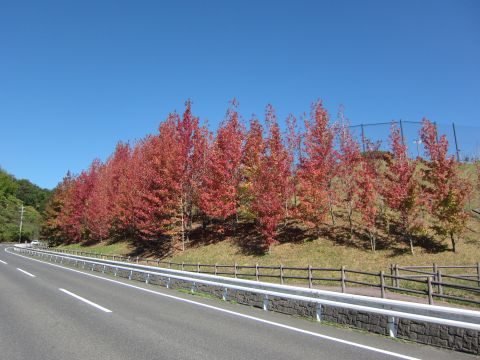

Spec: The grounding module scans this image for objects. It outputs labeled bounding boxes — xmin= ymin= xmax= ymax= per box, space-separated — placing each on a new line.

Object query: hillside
xmin=0 ymin=167 xmax=51 ymax=242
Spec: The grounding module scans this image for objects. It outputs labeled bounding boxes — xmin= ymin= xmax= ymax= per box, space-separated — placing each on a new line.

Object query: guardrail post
xmin=222 ymin=287 xmax=228 ymax=301
xmin=437 ymin=270 xmax=443 ymax=295
xmin=255 ymin=264 xmax=259 ymax=281
xmin=114 ymin=267 xmax=118 ymax=276
xmin=234 ymin=263 xmax=238 ymax=278
xmin=308 ymin=265 xmax=312 ymax=288
xmin=387 ymin=316 xmax=397 ymax=338
xmin=83 ymin=261 xmax=86 ymax=269
xmin=315 ymin=303 xmax=322 ymax=322
xmin=427 ymin=276 xmax=434 ymax=304
xmin=280 ymin=264 xmax=284 ymax=285
xmin=129 ymin=270 xmax=133 ymax=280
xmin=191 ymin=282 xmax=196 ymax=293
xmin=145 ymin=273 xmax=150 ymax=284
xmin=341 ymin=266 xmax=346 ymax=293
xmin=380 ymin=271 xmax=386 ymax=298
xmin=166 ymin=277 xmax=171 ymax=289
xmin=263 ymin=294 xmax=269 ymax=311
xmin=103 ymin=265 xmax=106 ymax=274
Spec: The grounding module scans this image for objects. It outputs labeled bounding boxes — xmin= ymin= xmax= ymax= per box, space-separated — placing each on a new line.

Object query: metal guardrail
xmin=48 ymin=247 xmax=480 ymax=306
xmin=11 ymin=245 xmax=480 ymax=338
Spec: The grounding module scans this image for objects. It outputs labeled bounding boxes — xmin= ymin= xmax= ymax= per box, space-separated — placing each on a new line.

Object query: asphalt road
xmin=0 ymin=244 xmax=475 ymax=360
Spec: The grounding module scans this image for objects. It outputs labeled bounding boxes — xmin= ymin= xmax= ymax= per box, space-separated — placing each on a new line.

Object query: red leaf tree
xmin=297 ymin=100 xmax=338 ymax=235
xmin=384 ymin=124 xmax=421 ymax=254
xmin=337 ymin=120 xmax=362 ymax=234
xmin=420 ymin=119 xmax=471 ymax=252
xmin=251 ymin=105 xmax=291 ymax=250
xmin=200 ymin=100 xmax=244 ymax=224
xmin=356 ymin=143 xmax=379 ymax=251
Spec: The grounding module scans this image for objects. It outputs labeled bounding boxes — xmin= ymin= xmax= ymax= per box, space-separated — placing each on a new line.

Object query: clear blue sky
xmin=1 ymin=0 xmax=479 ymax=189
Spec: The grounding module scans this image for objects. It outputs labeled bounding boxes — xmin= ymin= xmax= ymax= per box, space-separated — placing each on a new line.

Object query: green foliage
xmin=0 ymin=167 xmax=50 ymax=242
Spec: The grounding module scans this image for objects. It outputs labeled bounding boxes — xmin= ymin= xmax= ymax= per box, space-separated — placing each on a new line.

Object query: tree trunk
xmin=408 ymin=235 xmax=414 ymax=255
xmin=450 ymin=232 xmax=456 ymax=253
xmin=180 ymin=197 xmax=185 ymax=252
xmin=329 ymin=201 xmax=336 ymax=226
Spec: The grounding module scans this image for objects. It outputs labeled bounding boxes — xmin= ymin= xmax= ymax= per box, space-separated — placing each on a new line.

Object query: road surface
xmin=0 ymin=244 xmax=475 ymax=360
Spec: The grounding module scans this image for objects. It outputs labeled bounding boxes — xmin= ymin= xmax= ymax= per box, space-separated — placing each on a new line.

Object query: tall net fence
xmin=349 ymin=121 xmax=480 ymax=162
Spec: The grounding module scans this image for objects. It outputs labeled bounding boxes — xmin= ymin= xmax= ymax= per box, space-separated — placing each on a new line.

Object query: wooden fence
xmin=52 ymin=248 xmax=480 ymax=306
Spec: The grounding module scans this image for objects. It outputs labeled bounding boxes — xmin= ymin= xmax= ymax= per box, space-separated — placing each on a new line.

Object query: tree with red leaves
xmin=357 ymin=144 xmax=379 ymax=251
xmin=200 ymin=100 xmax=244 ymax=224
xmin=251 ymin=105 xmax=291 ymax=250
xmin=42 ymin=172 xmax=75 ymax=245
xmin=420 ymin=119 xmax=471 ymax=252
xmin=384 ymin=124 xmax=421 ymax=254
xmin=337 ymin=120 xmax=362 ymax=234
xmin=240 ymin=117 xmax=265 ymax=218
xmin=58 ymin=161 xmax=100 ymax=243
xmin=134 ymin=121 xmax=183 ymax=243
xmin=297 ymin=100 xmax=338 ymax=234
xmin=84 ymin=161 xmax=110 ymax=240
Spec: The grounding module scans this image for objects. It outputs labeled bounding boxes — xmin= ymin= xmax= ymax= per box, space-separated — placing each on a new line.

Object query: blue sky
xmin=1 ymin=0 xmax=479 ymax=189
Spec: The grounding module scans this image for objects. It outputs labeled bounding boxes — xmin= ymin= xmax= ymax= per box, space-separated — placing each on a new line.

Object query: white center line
xmin=0 ymin=259 xmax=7 ymax=265
xmin=59 ymin=288 xmax=112 ymax=313
xmin=17 ymin=268 xmax=35 ymax=277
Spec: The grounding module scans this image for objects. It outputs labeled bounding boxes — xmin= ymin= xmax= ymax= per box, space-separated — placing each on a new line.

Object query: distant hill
xmin=0 ymin=167 xmax=51 ymax=242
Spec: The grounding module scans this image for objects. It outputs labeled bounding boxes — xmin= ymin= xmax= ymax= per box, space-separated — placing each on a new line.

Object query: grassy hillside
xmin=0 ymin=167 xmax=51 ymax=242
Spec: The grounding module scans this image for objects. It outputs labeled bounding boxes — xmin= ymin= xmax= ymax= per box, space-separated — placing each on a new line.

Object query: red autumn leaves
xmin=44 ymin=100 xmax=472 ymax=254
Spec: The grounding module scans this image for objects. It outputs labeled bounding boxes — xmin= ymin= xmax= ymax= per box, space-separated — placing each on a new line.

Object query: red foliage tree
xmin=42 ymin=172 xmax=75 ymax=244
xmin=297 ymin=100 xmax=338 ymax=234
xmin=420 ymin=119 xmax=471 ymax=252
xmin=58 ymin=161 xmax=100 ymax=243
xmin=240 ymin=117 xmax=265 ymax=218
xmin=251 ymin=105 xmax=291 ymax=250
xmin=356 ymin=144 xmax=379 ymax=251
xmin=200 ymin=101 xmax=244 ymax=223
xmin=337 ymin=121 xmax=362 ymax=234
xmin=384 ymin=124 xmax=421 ymax=254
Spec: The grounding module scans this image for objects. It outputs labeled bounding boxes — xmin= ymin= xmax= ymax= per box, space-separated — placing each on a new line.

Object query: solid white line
xmin=17 ymin=268 xmax=36 ymax=277
xmin=5 ymin=247 xmax=419 ymax=360
xmin=0 ymin=259 xmax=7 ymax=264
xmin=59 ymin=288 xmax=112 ymax=313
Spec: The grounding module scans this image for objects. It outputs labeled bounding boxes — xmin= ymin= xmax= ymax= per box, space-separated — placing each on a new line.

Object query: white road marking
xmin=0 ymin=259 xmax=7 ymax=264
xmin=59 ymin=288 xmax=112 ymax=313
xmin=17 ymin=268 xmax=36 ymax=277
xmin=5 ymin=247 xmax=419 ymax=360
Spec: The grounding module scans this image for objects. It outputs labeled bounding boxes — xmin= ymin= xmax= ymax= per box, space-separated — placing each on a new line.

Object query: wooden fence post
xmin=427 ymin=276 xmax=434 ymax=305
xmin=394 ymin=264 xmax=400 ymax=288
xmin=308 ymin=265 xmax=312 ymax=288
xmin=380 ymin=271 xmax=386 ymax=298
xmin=341 ymin=266 xmax=346 ymax=293
xmin=437 ymin=270 xmax=443 ymax=295
xmin=280 ymin=264 xmax=284 ymax=285
xmin=214 ymin=263 xmax=218 ymax=276
xmin=255 ymin=264 xmax=259 ymax=281
xmin=234 ymin=262 xmax=238 ymax=278
xmin=477 ymin=263 xmax=480 ymax=287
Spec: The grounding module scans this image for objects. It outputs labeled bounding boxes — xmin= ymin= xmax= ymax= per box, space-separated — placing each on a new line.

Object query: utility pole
xmin=19 ymin=204 xmax=25 ymax=243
